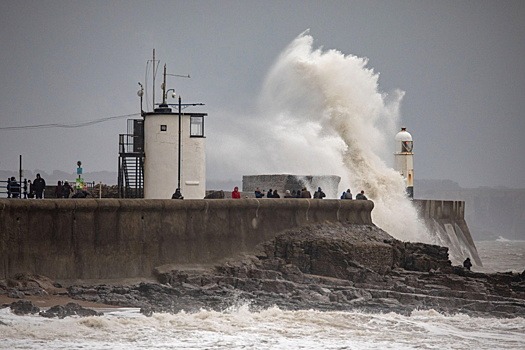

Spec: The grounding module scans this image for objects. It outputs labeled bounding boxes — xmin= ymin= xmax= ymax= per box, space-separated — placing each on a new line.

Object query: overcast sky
xmin=0 ymin=0 xmax=523 ymax=189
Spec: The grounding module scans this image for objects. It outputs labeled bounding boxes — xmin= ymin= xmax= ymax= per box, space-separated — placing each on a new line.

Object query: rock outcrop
xmin=60 ymin=222 xmax=525 ymax=318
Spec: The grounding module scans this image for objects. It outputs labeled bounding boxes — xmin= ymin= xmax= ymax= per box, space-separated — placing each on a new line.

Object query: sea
xmin=2 ymin=32 xmax=524 ymax=349
xmin=1 ymin=240 xmax=523 ymax=350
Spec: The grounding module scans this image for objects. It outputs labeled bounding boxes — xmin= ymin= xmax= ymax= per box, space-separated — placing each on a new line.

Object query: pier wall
xmin=413 ymin=199 xmax=481 ymax=265
xmin=0 ymin=199 xmax=373 ymax=280
xmin=0 ymin=198 xmax=478 ymax=280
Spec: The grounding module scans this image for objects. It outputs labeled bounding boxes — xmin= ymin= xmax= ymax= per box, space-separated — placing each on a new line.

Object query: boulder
xmin=9 ymin=300 xmax=40 ymax=315
xmin=39 ymin=302 xmax=103 ymax=318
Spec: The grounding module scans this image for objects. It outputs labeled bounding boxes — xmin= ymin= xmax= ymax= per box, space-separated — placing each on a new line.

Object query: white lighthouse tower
xmin=394 ymin=127 xmax=414 ymax=198
xmin=143 ymin=65 xmax=207 ymax=199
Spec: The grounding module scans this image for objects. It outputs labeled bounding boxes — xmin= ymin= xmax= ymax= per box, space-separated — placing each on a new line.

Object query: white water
xmin=1 ymin=301 xmax=524 ymax=349
xmin=249 ymin=31 xmax=430 ymax=243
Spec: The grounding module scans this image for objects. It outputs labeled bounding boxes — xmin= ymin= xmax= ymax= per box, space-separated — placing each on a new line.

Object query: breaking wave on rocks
xmin=1 ymin=305 xmax=524 ymax=349
xmin=254 ymin=31 xmax=430 ymax=243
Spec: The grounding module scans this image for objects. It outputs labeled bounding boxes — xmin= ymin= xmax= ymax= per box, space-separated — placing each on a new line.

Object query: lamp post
xmin=163 ymin=88 xmax=182 ymax=190
xmin=178 ymin=94 xmax=182 ymax=190
xmin=160 ymin=64 xmax=190 ymax=192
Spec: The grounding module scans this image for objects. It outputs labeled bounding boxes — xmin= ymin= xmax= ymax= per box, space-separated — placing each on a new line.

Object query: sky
xmin=0 ymin=0 xmax=524 ymax=189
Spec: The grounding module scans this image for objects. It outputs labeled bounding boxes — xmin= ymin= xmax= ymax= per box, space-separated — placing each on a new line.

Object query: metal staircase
xmin=118 ymin=119 xmax=144 ymax=198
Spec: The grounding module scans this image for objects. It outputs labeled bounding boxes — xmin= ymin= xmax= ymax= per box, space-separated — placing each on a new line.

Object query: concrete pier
xmin=0 ymin=198 xmax=479 ymax=280
xmin=0 ymin=198 xmax=373 ymax=280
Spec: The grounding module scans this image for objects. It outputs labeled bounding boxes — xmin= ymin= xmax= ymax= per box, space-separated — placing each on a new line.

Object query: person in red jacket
xmin=231 ymin=186 xmax=241 ymax=199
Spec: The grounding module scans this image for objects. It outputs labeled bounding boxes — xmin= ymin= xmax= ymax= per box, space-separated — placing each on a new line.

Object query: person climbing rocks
xmin=463 ymin=257 xmax=472 ymax=270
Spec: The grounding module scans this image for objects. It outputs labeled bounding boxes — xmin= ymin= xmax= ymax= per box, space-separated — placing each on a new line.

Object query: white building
xmin=143 ymin=103 xmax=207 ymax=199
xmin=394 ymin=127 xmax=414 ymax=198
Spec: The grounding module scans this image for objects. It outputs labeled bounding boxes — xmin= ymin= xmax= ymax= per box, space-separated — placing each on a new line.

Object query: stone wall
xmin=0 ymin=198 xmax=372 ymax=280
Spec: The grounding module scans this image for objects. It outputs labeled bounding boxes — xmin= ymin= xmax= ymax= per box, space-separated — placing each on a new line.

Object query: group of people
xmin=248 ymin=186 xmax=368 ymax=200
xmin=6 ymin=174 xmax=47 ymax=199
xmin=340 ymin=189 xmax=368 ymax=200
xmin=54 ymin=180 xmax=77 ymax=198
xmin=172 ymin=186 xmax=370 ymax=200
xmin=4 ymin=174 xmax=89 ymax=199
xmin=252 ymin=187 xmax=320 ymax=199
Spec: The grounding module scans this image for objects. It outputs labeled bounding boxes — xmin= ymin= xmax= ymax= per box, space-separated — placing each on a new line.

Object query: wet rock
xmin=9 ymin=300 xmax=40 ymax=315
xmin=140 ymin=306 xmax=154 ymax=317
xmin=7 ymin=289 xmax=25 ymax=299
xmin=39 ymin=302 xmax=103 ymax=318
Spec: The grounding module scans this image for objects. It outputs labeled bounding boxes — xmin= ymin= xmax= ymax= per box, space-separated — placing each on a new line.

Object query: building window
xmin=190 ymin=116 xmax=204 ymax=137
xmin=160 ymin=125 xmax=167 ymax=132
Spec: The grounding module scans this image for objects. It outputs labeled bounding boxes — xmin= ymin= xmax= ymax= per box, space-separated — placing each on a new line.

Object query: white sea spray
xmin=252 ymin=32 xmax=430 ymax=243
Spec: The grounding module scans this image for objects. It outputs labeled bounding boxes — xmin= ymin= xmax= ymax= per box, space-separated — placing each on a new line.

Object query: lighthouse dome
xmin=395 ymin=127 xmax=412 ymax=142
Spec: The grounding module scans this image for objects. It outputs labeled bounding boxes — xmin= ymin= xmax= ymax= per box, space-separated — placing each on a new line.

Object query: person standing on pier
xmin=231 ymin=186 xmax=241 ymax=199
xmin=356 ymin=190 xmax=367 ymax=200
xmin=33 ymin=173 xmax=46 ymax=199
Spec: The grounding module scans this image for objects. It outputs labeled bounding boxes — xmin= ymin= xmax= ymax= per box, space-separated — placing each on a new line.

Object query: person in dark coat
xmin=267 ymin=189 xmax=273 ymax=198
xmin=55 ymin=181 xmax=63 ymax=198
xmin=356 ymin=190 xmax=368 ymax=200
xmin=313 ymin=187 xmax=326 ymax=199
xmin=272 ymin=189 xmax=280 ymax=198
xmin=463 ymin=257 xmax=472 ymax=270
xmin=171 ymin=188 xmax=184 ymax=199
xmin=9 ymin=177 xmax=20 ymax=198
xmin=300 ymin=187 xmax=311 ymax=198
xmin=62 ymin=181 xmax=73 ymax=198
xmin=254 ymin=187 xmax=264 ymax=198
xmin=33 ymin=173 xmax=46 ymax=199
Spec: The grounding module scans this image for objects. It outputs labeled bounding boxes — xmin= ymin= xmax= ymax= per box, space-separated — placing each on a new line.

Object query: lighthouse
xmin=394 ymin=127 xmax=414 ymax=198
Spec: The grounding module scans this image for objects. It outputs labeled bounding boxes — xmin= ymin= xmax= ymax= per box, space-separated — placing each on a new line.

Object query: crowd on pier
xmin=228 ymin=186 xmax=369 ymax=200
xmin=2 ymin=174 xmax=91 ymax=199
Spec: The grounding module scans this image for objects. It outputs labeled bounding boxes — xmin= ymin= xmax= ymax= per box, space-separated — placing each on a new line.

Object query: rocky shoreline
xmin=2 ymin=222 xmax=524 ymax=318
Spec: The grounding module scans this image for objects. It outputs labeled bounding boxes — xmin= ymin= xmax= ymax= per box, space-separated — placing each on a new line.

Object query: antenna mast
xmin=162 ymin=64 xmax=167 ymax=105
xmin=152 ymin=49 xmax=156 ymax=108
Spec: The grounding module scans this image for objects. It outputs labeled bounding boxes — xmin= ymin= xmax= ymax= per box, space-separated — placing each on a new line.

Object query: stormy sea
xmin=2 ymin=33 xmax=523 ymax=349
xmin=0 ymin=240 xmax=523 ymax=350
